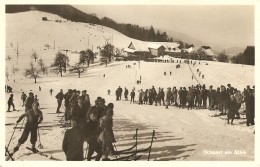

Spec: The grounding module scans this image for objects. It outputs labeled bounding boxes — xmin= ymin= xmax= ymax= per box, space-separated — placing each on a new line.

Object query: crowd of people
xmin=116 ymin=84 xmax=255 ymax=126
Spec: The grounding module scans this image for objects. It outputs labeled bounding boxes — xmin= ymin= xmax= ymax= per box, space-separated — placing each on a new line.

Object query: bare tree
xmin=51 ymin=52 xmax=69 ymax=77
xmin=25 ymin=61 xmax=40 ymax=83
xmin=69 ymin=63 xmax=86 ymax=78
xmin=31 ymin=52 xmax=38 ymax=62
xmin=38 ymin=58 xmax=48 ymax=75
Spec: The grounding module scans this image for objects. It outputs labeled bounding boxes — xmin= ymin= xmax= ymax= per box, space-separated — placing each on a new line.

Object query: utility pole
xmin=54 ymin=40 xmax=55 ymax=50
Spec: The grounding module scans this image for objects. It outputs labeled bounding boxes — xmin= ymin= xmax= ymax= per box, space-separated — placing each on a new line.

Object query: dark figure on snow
xmin=234 ymin=90 xmax=243 ymax=119
xmin=85 ymin=111 xmax=102 ymax=161
xmin=245 ymin=89 xmax=255 ymax=126
xmin=170 ymin=71 xmax=172 ymax=75
xmin=98 ymin=103 xmax=116 ymax=160
xmin=64 ymin=89 xmax=72 ymax=121
xmin=62 ymin=116 xmax=85 ymax=161
xmin=7 ymin=94 xmax=16 ymax=112
xmin=165 ymin=88 xmax=172 ymax=109
xmin=21 ymin=92 xmax=27 ymax=107
xmin=71 ymin=97 xmax=89 ymax=128
xmin=39 ymin=86 xmax=41 ymax=91
xmin=13 ymin=102 xmax=43 ymax=153
xmin=227 ymin=95 xmax=236 ymax=125
xmin=124 ymin=88 xmax=129 ymax=101
xmin=130 ymin=89 xmax=135 ymax=103
xmin=24 ymin=92 xmax=34 ymax=112
xmin=55 ymin=89 xmax=64 ymax=113
xmin=50 ymin=89 xmax=53 ymax=96
xmin=107 ymin=89 xmax=111 ymax=95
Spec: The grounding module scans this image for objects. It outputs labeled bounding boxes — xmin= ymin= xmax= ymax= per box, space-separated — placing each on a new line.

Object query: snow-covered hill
xmin=5 ymin=11 xmax=255 ymax=161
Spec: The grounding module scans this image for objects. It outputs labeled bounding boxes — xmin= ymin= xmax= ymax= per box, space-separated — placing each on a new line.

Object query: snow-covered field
xmin=5 ymin=11 xmax=255 ymax=161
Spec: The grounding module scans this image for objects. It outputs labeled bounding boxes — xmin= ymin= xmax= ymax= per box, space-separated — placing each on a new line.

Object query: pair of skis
xmin=110 ymin=129 xmax=156 ymax=161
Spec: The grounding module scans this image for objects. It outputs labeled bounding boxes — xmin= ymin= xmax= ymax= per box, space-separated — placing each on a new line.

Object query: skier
xmin=62 ymin=116 xmax=85 ymax=161
xmin=55 ymin=89 xmax=64 ymax=113
xmin=118 ymin=86 xmax=123 ymax=100
xmin=107 ymin=89 xmax=111 ymax=95
xmin=13 ymin=102 xmax=43 ymax=153
xmin=39 ymin=86 xmax=41 ymax=91
xmin=7 ymin=94 xmax=16 ymax=112
xmin=21 ymin=92 xmax=27 ymax=107
xmin=170 ymin=71 xmax=172 ymax=75
xmin=234 ymin=90 xmax=243 ymax=119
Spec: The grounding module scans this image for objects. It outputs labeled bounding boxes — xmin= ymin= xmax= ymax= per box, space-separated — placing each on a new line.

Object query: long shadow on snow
xmin=148 ymin=144 xmax=197 ymax=161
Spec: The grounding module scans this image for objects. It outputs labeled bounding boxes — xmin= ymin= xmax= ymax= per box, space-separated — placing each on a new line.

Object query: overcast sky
xmin=73 ymin=5 xmax=254 ymax=49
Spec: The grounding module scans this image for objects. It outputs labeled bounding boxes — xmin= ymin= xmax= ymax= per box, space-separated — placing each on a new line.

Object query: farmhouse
xmin=200 ymin=46 xmax=215 ymax=60
xmin=124 ymin=40 xmax=180 ymax=59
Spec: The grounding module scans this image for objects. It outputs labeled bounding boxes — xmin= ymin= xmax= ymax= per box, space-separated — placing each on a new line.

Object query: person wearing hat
xmin=62 ymin=116 xmax=85 ymax=161
xmin=24 ymin=92 xmax=34 ymax=112
xmin=13 ymin=102 xmax=43 ymax=153
xmin=7 ymin=94 xmax=16 ymax=112
xmin=55 ymin=89 xmax=64 ymax=113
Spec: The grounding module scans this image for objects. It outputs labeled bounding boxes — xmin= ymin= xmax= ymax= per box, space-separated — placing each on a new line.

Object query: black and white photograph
xmin=1 ymin=1 xmax=258 ymax=166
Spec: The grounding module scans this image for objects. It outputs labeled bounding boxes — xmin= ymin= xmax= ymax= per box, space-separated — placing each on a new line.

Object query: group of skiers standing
xmin=55 ymin=89 xmax=116 ymax=161
xmin=120 ymin=84 xmax=255 ymax=126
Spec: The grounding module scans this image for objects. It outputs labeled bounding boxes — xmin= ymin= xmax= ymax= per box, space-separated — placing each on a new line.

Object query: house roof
xmin=202 ymin=48 xmax=214 ymax=56
xmin=125 ymin=40 xmax=180 ymax=53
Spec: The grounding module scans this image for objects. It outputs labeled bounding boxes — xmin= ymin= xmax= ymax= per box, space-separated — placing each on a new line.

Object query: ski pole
xmin=38 ymin=129 xmax=43 ymax=149
xmin=20 ymin=118 xmax=25 ymax=131
xmin=147 ymin=130 xmax=156 ymax=161
xmin=7 ymin=123 xmax=18 ymax=150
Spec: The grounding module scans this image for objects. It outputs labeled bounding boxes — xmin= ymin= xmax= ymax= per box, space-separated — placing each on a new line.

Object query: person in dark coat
xmin=62 ymin=116 xmax=85 ymax=161
xmin=178 ymin=87 xmax=183 ymax=108
xmin=130 ymin=89 xmax=135 ymax=103
xmin=7 ymin=94 xmax=16 ymax=112
xmin=64 ymin=89 xmax=72 ymax=120
xmin=55 ymin=89 xmax=64 ymax=113
xmin=21 ymin=92 xmax=27 ymax=107
xmin=245 ymin=90 xmax=255 ymax=126
xmin=202 ymin=87 xmax=208 ymax=109
xmin=118 ymin=86 xmax=123 ymax=100
xmin=72 ymin=97 xmax=89 ymax=128
xmin=85 ymin=110 xmax=102 ymax=161
xmin=227 ymin=95 xmax=236 ymax=125
xmin=13 ymin=102 xmax=43 ymax=153
xmin=124 ymin=88 xmax=129 ymax=101
xmin=182 ymin=87 xmax=187 ymax=108
xmin=187 ymin=87 xmax=194 ymax=110
xmin=220 ymin=86 xmax=227 ymax=114
xmin=24 ymin=92 xmax=34 ymax=112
